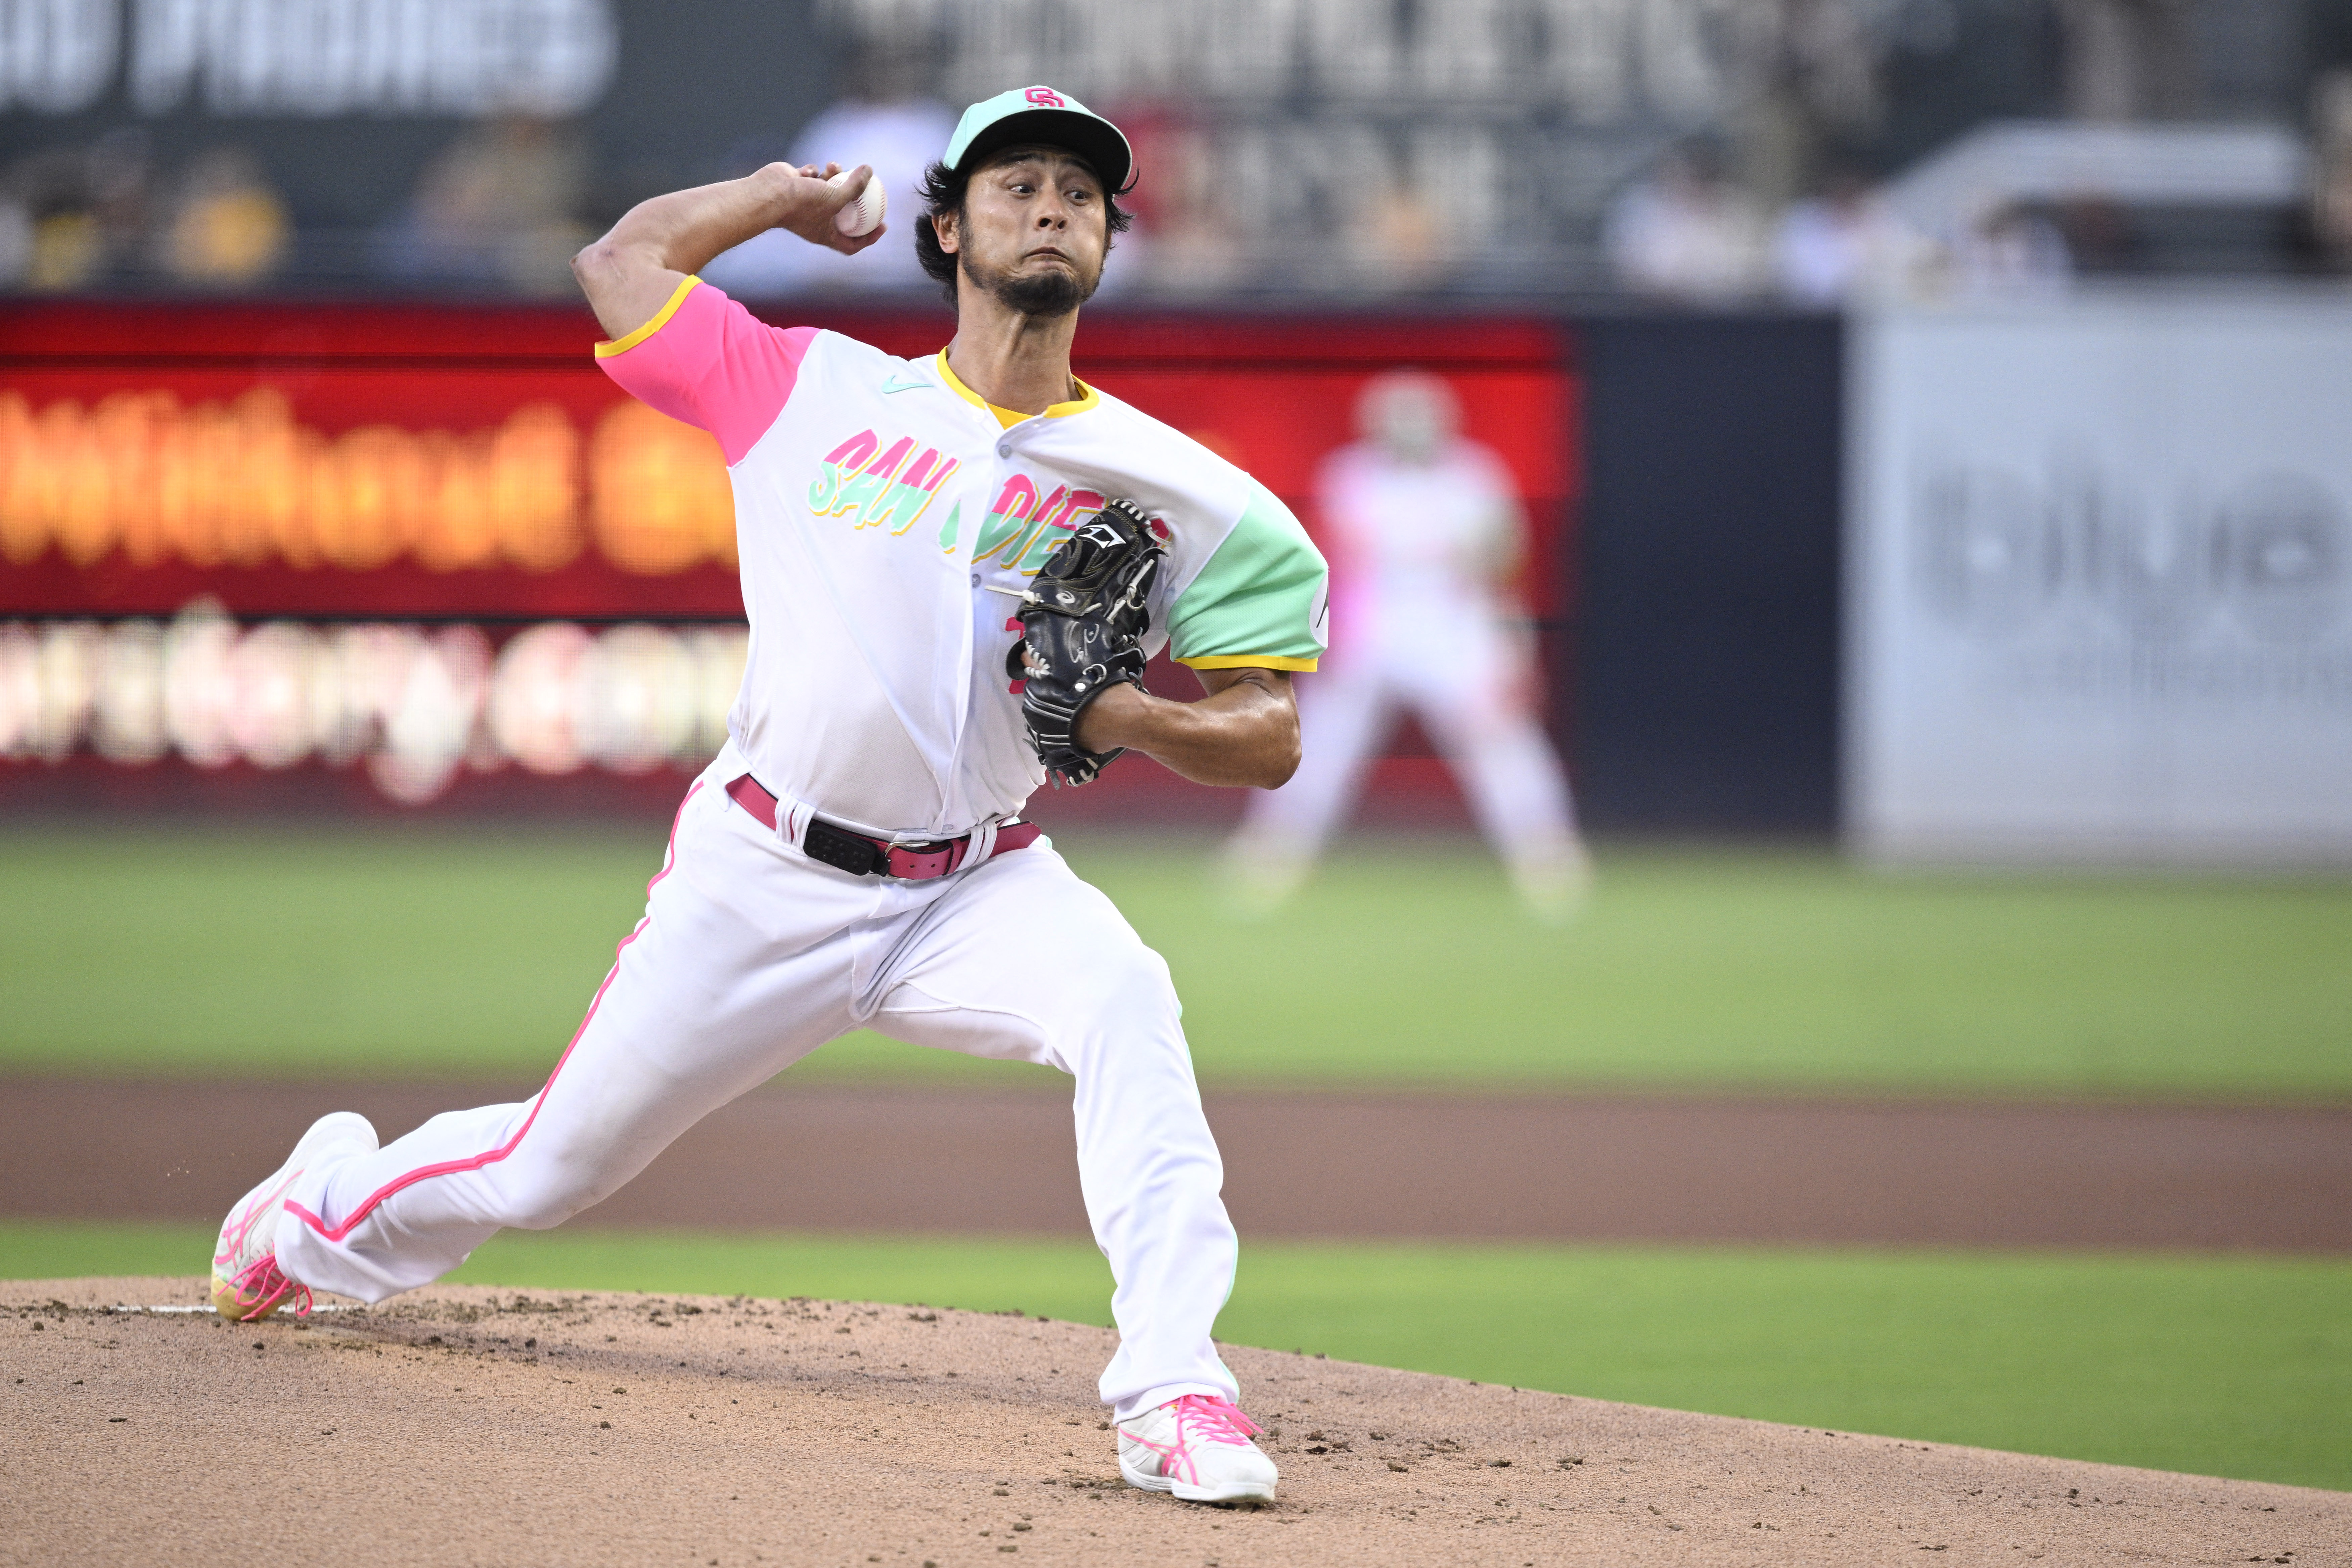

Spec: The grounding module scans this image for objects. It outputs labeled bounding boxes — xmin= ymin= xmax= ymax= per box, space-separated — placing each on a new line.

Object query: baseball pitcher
xmin=208 ymin=86 xmax=1325 ymax=1506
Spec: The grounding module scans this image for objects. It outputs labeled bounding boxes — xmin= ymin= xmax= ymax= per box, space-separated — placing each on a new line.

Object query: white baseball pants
xmin=274 ymin=742 xmax=1242 ymax=1420
xmin=1242 ymin=636 xmax=1581 ymax=873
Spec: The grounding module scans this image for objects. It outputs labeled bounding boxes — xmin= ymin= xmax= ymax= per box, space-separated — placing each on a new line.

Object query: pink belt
xmin=725 ymin=774 xmax=1040 ymax=881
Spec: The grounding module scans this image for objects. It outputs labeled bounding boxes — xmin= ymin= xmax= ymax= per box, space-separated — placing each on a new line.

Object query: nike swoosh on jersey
xmin=881 ymin=374 xmax=931 ymax=394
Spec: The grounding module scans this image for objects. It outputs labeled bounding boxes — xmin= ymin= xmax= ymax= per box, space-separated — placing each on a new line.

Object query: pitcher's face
xmin=942 ymin=148 xmax=1110 ymax=318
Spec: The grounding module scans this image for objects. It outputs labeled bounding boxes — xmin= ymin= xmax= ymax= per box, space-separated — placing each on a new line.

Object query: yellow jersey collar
xmin=934 ymin=349 xmax=1099 ymax=430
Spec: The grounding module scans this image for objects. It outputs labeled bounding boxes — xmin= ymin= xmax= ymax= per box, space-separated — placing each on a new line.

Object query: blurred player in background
xmin=1225 ymin=371 xmax=1589 ymax=919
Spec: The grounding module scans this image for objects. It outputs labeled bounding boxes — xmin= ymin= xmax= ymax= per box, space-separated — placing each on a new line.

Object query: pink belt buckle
xmin=885 ymin=840 xmax=964 ymax=880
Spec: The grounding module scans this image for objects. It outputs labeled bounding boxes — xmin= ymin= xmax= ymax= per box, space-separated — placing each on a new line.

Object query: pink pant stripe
xmin=285 ymin=781 xmax=704 ymax=1245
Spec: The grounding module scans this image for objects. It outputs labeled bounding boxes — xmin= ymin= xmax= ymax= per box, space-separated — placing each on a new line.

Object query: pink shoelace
xmin=1136 ymin=1395 xmax=1262 ymax=1485
xmin=213 ymin=1167 xmax=312 ymax=1320
xmin=223 ymin=1256 xmax=312 ymax=1320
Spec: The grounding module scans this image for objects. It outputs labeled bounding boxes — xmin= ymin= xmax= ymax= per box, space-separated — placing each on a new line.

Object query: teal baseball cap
xmin=942 ymin=85 xmax=1134 ymax=194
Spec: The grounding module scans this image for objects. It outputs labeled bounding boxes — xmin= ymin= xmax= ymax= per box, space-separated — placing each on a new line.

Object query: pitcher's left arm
xmin=1076 ymin=670 xmax=1298 ymax=788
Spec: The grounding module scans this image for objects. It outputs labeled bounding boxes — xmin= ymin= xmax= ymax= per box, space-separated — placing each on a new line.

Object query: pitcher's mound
xmin=5 ymin=1278 xmax=2339 ymax=1566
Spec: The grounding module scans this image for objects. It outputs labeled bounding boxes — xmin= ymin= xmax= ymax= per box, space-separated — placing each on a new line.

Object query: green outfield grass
xmin=6 ymin=1220 xmax=2344 ymax=1492
xmin=1 ymin=824 xmax=2346 ymax=1097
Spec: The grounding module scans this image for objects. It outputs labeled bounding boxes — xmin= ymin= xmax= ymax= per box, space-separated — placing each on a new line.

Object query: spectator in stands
xmin=1352 ymin=169 xmax=1449 ymax=293
xmin=0 ymin=196 xmax=28 ymax=289
xmin=2057 ymin=0 xmax=2199 ymax=123
xmin=1957 ymin=201 xmax=2073 ymax=296
xmin=2 ymin=130 xmax=152 ymax=292
xmin=157 ymin=148 xmax=290 ymax=289
xmin=1772 ymin=167 xmax=1928 ymax=305
xmin=1108 ymin=105 xmax=1231 ymax=296
xmin=1602 ymin=144 xmax=1769 ymax=303
xmin=702 ymin=48 xmax=955 ymax=295
xmin=2313 ymin=71 xmax=2352 ymax=270
xmin=376 ymin=117 xmax=589 ymax=295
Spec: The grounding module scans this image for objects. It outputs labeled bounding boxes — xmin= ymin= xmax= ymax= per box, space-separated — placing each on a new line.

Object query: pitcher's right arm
xmin=572 ymin=163 xmax=881 ymax=341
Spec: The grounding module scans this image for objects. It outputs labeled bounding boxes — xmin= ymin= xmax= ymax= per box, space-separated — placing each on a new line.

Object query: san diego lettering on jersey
xmin=594 ymin=275 xmax=1327 ymax=837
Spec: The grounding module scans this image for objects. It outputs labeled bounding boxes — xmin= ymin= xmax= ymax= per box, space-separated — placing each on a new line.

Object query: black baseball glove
xmin=1006 ymin=497 xmax=1165 ymax=786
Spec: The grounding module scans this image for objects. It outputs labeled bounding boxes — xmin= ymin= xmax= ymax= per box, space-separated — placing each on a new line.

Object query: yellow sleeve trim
xmin=1177 ymin=654 xmax=1320 ymax=673
xmin=594 ymin=276 xmax=700 ymax=358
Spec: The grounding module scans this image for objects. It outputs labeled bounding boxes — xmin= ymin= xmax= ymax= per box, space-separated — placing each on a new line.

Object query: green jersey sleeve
xmin=1166 ymin=479 xmax=1329 ymax=671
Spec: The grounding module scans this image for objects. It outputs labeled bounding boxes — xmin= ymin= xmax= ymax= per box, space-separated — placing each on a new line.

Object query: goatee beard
xmin=967 ymin=253 xmax=1095 ymax=318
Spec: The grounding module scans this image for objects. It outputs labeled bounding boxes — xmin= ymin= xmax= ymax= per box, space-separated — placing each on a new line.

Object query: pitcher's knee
xmin=1052 ymin=944 xmax=1189 ymax=1069
xmin=1077 ymin=942 xmax=1181 ymax=1026
xmin=497 ymin=1148 xmax=628 ymax=1231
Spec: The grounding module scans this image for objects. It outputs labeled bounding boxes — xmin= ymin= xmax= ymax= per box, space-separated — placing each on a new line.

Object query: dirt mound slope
xmin=4 ymin=1277 xmax=2340 ymax=1567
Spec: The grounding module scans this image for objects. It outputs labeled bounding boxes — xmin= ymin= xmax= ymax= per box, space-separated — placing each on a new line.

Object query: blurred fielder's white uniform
xmin=1229 ymin=374 xmax=1584 ymax=915
xmin=269 ymin=276 xmax=1327 ymax=1421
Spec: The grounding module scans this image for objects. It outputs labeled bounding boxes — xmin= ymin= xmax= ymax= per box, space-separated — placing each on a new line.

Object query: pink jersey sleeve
xmin=592 ymin=277 xmax=817 ymax=465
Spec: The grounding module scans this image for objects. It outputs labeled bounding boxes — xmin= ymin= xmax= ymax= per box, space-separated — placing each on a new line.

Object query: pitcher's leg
xmin=1224 ymin=666 xmax=1391 ymax=911
xmin=1256 ymin=665 xmax=1390 ymax=852
xmin=275 ymin=781 xmax=858 ymax=1302
xmin=1413 ymin=655 xmax=1591 ymax=916
xmin=1439 ymin=701 xmax=1580 ymax=849
xmin=868 ymin=845 xmax=1239 ymax=1419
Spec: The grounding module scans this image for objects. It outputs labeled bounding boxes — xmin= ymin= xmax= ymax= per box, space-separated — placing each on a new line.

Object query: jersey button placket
xmin=981 ymin=432 xmax=1021 ymax=591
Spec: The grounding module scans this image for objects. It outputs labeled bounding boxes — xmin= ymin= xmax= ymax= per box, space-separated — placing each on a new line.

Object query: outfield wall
xmin=1570 ymin=313 xmax=1844 ymax=835
xmin=1849 ymin=297 xmax=2352 ymax=865
xmin=88 ymin=297 xmax=2352 ymax=861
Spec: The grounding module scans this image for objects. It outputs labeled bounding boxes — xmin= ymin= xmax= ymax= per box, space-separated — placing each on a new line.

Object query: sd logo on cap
xmin=942 ymin=85 xmax=1134 ymax=194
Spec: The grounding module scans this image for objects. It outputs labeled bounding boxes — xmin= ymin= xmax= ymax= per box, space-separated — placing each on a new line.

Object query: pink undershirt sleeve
xmin=594 ymin=279 xmax=818 ymax=466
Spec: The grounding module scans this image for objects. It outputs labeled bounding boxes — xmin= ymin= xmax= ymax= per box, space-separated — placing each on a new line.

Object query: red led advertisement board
xmin=1 ymin=301 xmax=1574 ymax=617
xmin=1 ymin=301 xmax=1575 ymax=811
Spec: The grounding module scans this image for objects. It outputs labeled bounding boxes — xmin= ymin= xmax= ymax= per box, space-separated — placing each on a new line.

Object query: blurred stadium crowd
xmin=6 ymin=0 xmax=2352 ymax=301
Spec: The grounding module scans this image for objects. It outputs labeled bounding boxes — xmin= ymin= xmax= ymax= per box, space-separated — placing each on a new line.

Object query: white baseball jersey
xmin=1316 ymin=437 xmax=1518 ymax=663
xmin=1234 ymin=434 xmax=1580 ymax=902
xmin=594 ymin=277 xmax=1329 ymax=839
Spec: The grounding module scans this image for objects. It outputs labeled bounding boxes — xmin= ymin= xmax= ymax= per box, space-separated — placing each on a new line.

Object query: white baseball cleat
xmin=209 ymin=1111 xmax=377 ymax=1323
xmin=1511 ymin=839 xmax=1594 ymax=924
xmin=1116 ymin=1394 xmax=1279 ymax=1503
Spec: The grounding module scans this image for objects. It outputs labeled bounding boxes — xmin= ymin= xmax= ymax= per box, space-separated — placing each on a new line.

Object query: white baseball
xmin=829 ymin=169 xmax=887 ymax=237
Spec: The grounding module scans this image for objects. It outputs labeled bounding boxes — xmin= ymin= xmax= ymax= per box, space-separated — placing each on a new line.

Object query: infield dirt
xmin=5 ymin=1277 xmax=2342 ymax=1568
